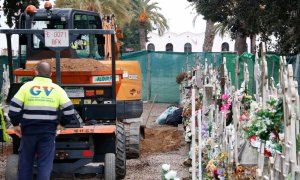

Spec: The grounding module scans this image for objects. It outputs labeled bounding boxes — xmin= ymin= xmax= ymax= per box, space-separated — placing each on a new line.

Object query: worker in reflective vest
xmin=8 ymin=62 xmax=75 ymax=180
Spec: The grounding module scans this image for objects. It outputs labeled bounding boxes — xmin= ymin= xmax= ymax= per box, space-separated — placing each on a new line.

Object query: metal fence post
xmin=294 ymin=54 xmax=300 ymax=96
xmin=147 ymin=51 xmax=151 ymax=101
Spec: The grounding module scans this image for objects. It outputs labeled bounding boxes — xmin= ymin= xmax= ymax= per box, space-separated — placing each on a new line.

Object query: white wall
xmin=147 ymin=31 xmax=252 ymax=53
xmin=147 ymin=32 xmax=203 ymax=52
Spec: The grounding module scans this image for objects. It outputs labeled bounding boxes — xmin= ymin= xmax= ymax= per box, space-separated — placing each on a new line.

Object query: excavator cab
xmin=17 ymin=8 xmax=105 ymax=63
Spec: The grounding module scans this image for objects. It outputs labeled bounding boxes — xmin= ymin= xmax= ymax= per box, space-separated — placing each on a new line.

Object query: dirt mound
xmin=28 ymin=58 xmax=111 ymax=72
xmin=141 ymin=126 xmax=183 ymax=154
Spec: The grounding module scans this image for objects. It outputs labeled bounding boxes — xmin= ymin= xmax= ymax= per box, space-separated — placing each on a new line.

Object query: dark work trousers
xmin=18 ymin=134 xmax=55 ymax=180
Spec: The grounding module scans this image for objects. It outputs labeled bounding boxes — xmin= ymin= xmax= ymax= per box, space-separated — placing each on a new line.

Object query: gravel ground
xmin=126 ymin=103 xmax=189 ymax=180
xmin=0 ymin=103 xmax=189 ymax=180
xmin=0 ymin=142 xmax=12 ymax=180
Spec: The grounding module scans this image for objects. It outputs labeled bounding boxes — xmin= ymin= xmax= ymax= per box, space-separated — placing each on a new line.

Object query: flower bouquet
xmin=204 ymin=152 xmax=228 ymax=179
xmin=244 ymin=98 xmax=284 ymax=156
xmin=220 ymin=93 xmax=232 ymax=126
xmin=161 ymin=164 xmax=180 ymax=180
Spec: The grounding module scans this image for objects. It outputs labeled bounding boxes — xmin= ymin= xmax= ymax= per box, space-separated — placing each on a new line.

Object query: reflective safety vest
xmin=0 ymin=108 xmax=8 ymax=142
xmin=8 ymin=77 xmax=74 ymax=135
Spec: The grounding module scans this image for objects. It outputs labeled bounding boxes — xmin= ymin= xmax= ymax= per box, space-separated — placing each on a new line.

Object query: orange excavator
xmin=2 ymin=2 xmax=142 ymax=179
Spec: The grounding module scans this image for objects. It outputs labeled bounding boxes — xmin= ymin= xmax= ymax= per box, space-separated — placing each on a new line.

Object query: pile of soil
xmin=141 ymin=126 xmax=184 ymax=154
xmin=28 ymin=58 xmax=111 ymax=72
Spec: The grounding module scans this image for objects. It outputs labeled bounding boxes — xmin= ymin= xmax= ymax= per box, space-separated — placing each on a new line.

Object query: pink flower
xmin=226 ymin=112 xmax=229 ymax=119
xmin=240 ymin=114 xmax=248 ymax=121
xmin=221 ymin=106 xmax=225 ymax=112
xmin=222 ymin=93 xmax=230 ymax=100
xmin=224 ymin=103 xmax=231 ymax=109
xmin=221 ymin=103 xmax=231 ymax=112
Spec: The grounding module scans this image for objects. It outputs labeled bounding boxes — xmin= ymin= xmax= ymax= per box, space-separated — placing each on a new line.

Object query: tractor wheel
xmin=5 ymin=154 xmax=19 ymax=180
xmin=124 ymin=121 xmax=141 ymax=159
xmin=116 ymin=122 xmax=126 ymax=179
xmin=104 ymin=153 xmax=116 ymax=180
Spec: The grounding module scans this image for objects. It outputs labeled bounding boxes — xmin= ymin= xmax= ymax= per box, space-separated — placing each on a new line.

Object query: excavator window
xmin=72 ymin=14 xmax=102 ymax=59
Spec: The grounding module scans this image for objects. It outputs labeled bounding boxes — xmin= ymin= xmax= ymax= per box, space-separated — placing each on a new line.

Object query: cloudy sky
xmin=0 ymin=0 xmax=206 ymax=34
xmin=0 ymin=0 xmax=208 ymax=50
xmin=152 ymin=0 xmax=206 ymax=34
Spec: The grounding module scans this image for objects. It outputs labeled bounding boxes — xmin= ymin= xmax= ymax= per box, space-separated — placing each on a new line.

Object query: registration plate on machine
xmin=58 ymin=126 xmax=116 ymax=134
xmin=72 ymin=128 xmax=95 ymax=133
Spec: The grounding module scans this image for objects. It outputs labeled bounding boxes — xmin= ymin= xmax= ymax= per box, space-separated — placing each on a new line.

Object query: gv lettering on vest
xmin=30 ymin=86 xmax=54 ymax=96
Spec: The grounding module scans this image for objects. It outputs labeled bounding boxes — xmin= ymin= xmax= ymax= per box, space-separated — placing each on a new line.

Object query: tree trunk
xmin=203 ymin=19 xmax=215 ymax=52
xmin=139 ymin=22 xmax=146 ymax=50
xmin=250 ymin=34 xmax=256 ymax=54
xmin=234 ymin=33 xmax=247 ymax=55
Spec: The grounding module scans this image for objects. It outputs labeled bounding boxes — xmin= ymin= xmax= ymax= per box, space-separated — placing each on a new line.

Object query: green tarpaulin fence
xmin=122 ymin=51 xmax=284 ymax=103
xmin=122 ymin=51 xmax=233 ymax=103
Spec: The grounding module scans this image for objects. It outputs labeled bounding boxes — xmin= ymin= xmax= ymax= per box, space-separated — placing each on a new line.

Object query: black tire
xmin=116 ymin=122 xmax=126 ymax=179
xmin=124 ymin=122 xmax=141 ymax=159
xmin=104 ymin=153 xmax=116 ymax=180
xmin=5 ymin=154 xmax=19 ymax=180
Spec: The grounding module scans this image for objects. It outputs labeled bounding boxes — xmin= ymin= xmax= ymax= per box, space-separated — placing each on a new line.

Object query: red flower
xmin=214 ymin=167 xmax=218 ymax=177
xmin=250 ymin=136 xmax=257 ymax=141
xmin=264 ymin=149 xmax=272 ymax=157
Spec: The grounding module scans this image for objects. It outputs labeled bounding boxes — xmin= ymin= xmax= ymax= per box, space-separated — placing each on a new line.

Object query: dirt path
xmin=0 ymin=103 xmax=189 ymax=180
xmin=0 ymin=143 xmax=12 ymax=180
xmin=124 ymin=103 xmax=189 ymax=180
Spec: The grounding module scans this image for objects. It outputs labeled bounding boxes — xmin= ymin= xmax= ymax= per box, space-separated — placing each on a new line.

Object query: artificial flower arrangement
xmin=220 ymin=93 xmax=233 ymax=126
xmin=161 ymin=164 xmax=180 ymax=180
xmin=235 ymin=165 xmax=257 ymax=179
xmin=243 ymin=98 xmax=284 ymax=157
xmin=204 ymin=152 xmax=228 ymax=179
xmin=241 ymin=94 xmax=252 ymax=112
xmin=182 ymin=91 xmax=203 ymax=142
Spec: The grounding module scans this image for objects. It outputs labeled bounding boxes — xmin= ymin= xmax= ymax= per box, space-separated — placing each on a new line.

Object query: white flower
xmin=185 ymin=126 xmax=191 ymax=133
xmin=162 ymin=164 xmax=170 ymax=171
xmin=185 ymin=133 xmax=191 ymax=142
xmin=279 ymin=133 xmax=284 ymax=141
xmin=174 ymin=178 xmax=180 ymax=180
xmin=165 ymin=170 xmax=177 ymax=180
xmin=218 ymin=175 xmax=225 ymax=180
xmin=265 ymin=118 xmax=270 ymax=125
xmin=255 ymin=121 xmax=260 ymax=127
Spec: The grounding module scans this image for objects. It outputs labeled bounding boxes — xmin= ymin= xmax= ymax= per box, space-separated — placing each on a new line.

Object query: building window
xmin=221 ymin=42 xmax=229 ymax=51
xmin=184 ymin=43 xmax=192 ymax=52
xmin=147 ymin=43 xmax=155 ymax=51
xmin=166 ymin=43 xmax=173 ymax=52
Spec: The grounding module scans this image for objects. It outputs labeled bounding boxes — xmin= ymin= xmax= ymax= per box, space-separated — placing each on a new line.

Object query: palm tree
xmin=54 ymin=0 xmax=133 ymax=27
xmin=132 ymin=0 xmax=169 ymax=50
xmin=202 ymin=19 xmax=215 ymax=52
xmin=194 ymin=15 xmax=229 ymax=52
